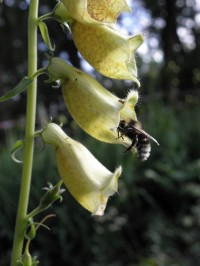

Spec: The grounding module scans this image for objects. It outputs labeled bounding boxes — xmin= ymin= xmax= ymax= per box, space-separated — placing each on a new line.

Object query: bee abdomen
xmin=136 ymin=136 xmax=151 ymax=161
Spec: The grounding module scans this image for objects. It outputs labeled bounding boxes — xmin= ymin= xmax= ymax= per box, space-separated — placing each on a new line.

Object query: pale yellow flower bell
xmin=47 ymin=57 xmax=139 ymax=148
xmin=53 ymin=1 xmax=144 ymax=85
xmin=42 ymin=123 xmax=122 ymax=216
xmin=61 ymin=0 xmax=131 ymax=24
xmin=71 ymin=21 xmax=144 ymax=86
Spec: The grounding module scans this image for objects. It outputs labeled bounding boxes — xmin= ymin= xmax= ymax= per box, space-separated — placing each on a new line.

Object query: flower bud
xmin=42 ymin=123 xmax=122 ymax=216
xmin=38 ymin=182 xmax=64 ymax=211
xmin=18 ymin=251 xmax=39 ymax=266
xmin=21 ymin=251 xmax=32 ymax=266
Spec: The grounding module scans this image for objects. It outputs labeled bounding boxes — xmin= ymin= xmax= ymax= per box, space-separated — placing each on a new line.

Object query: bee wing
xmin=132 ymin=126 xmax=159 ymax=145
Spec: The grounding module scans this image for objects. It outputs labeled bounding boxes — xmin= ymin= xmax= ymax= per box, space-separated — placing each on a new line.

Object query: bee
xmin=117 ymin=119 xmax=159 ymax=161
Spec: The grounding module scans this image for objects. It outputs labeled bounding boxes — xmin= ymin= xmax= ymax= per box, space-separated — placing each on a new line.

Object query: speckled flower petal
xmin=87 ymin=0 xmax=131 ymax=23
xmin=71 ymin=21 xmax=144 ymax=86
xmin=61 ymin=0 xmax=130 ymax=24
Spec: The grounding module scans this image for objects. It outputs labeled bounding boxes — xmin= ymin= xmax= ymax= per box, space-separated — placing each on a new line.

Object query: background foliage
xmin=0 ymin=0 xmax=200 ymax=265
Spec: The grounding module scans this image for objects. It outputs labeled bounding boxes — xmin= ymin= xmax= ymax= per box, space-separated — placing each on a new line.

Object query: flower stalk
xmin=11 ymin=0 xmax=39 ymax=265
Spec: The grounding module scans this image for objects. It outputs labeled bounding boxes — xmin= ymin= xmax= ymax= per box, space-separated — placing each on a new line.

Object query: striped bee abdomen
xmin=136 ymin=134 xmax=151 ymax=161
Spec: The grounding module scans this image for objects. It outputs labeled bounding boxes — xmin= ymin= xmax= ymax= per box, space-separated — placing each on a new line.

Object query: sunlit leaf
xmin=0 ymin=76 xmax=33 ymax=102
xmin=11 ymin=140 xmax=24 ymax=164
xmin=38 ymin=21 xmax=55 ymax=52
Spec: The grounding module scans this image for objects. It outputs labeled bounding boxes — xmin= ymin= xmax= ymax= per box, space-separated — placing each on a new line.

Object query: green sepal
xmin=0 ymin=77 xmax=33 ymax=102
xmin=11 ymin=140 xmax=24 ymax=164
xmin=52 ymin=2 xmax=73 ymax=24
xmin=17 ymin=253 xmax=39 ymax=266
xmin=39 ymin=181 xmax=64 ymax=210
xmin=17 ymin=260 xmax=24 ymax=266
xmin=27 ymin=181 xmax=64 ymax=219
xmin=21 ymin=250 xmax=32 ymax=266
xmin=38 ymin=21 xmax=55 ymax=52
xmin=32 ymin=257 xmax=39 ymax=266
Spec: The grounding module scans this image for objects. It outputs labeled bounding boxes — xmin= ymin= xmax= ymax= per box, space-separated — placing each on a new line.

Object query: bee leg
xmin=116 ymin=130 xmax=124 ymax=140
xmin=124 ymin=139 xmax=136 ymax=152
xmin=118 ymin=99 xmax=125 ymax=104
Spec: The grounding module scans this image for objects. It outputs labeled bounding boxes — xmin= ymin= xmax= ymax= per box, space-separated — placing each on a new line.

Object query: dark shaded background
xmin=1 ymin=0 xmax=200 ymax=265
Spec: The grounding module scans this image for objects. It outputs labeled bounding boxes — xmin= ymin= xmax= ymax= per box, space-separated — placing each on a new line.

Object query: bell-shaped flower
xmin=53 ymin=2 xmax=144 ymax=85
xmin=71 ymin=21 xmax=144 ymax=85
xmin=60 ymin=0 xmax=131 ymax=24
xmin=47 ymin=57 xmax=139 ymax=148
xmin=42 ymin=123 xmax=122 ymax=216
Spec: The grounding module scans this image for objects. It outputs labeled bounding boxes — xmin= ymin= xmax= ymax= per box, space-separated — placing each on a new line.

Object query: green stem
xmin=27 ymin=206 xmax=42 ymax=220
xmin=10 ymin=0 xmax=39 ymax=265
xmin=31 ymin=67 xmax=47 ymax=79
xmin=38 ymin=12 xmax=54 ymax=22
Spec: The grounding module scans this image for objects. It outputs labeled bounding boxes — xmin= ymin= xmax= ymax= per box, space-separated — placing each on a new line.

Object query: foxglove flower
xmin=71 ymin=22 xmax=144 ymax=85
xmin=47 ymin=57 xmax=139 ymax=149
xmin=60 ymin=0 xmax=131 ymax=24
xmin=42 ymin=123 xmax=122 ymax=216
xmin=53 ymin=2 xmax=144 ymax=86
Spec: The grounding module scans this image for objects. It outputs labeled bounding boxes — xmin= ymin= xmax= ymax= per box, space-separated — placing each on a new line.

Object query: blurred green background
xmin=1 ymin=0 xmax=200 ymax=265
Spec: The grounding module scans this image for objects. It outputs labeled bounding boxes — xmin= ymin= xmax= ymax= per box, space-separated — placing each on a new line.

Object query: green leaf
xmin=0 ymin=76 xmax=33 ymax=102
xmin=11 ymin=140 xmax=24 ymax=164
xmin=38 ymin=21 xmax=55 ymax=52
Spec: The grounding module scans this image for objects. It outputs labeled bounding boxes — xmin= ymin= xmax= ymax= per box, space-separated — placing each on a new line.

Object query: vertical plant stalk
xmin=11 ymin=0 xmax=39 ymax=265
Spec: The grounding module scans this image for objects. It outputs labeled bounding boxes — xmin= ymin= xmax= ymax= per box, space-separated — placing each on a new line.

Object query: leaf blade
xmin=38 ymin=21 xmax=55 ymax=52
xmin=11 ymin=140 xmax=24 ymax=164
xmin=0 ymin=76 xmax=33 ymax=102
